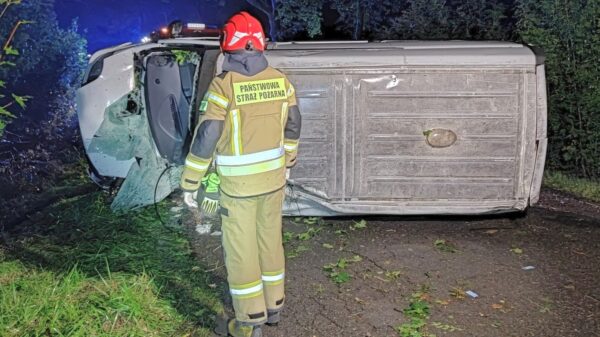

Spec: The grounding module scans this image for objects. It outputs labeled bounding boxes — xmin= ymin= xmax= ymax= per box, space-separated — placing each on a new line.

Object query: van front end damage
xmin=77 ymin=44 xmax=188 ymax=210
xmin=82 ymin=87 xmax=182 ymax=210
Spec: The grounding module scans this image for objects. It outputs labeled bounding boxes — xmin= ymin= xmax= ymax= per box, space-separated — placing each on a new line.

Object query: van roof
xmin=264 ymin=40 xmax=542 ymax=68
xmin=268 ymin=40 xmax=523 ymax=50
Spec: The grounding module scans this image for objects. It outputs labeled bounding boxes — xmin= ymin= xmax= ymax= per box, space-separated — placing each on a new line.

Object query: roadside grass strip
xmin=544 ymin=171 xmax=600 ymax=202
xmin=0 ymin=261 xmax=184 ymax=337
xmin=0 ymin=192 xmax=222 ymax=336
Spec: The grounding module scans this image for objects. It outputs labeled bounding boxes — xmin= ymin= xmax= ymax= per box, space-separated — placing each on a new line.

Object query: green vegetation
xmin=517 ymin=0 xmax=600 ymax=179
xmin=543 ymin=171 xmax=600 ymax=202
xmin=0 ymin=262 xmax=187 ymax=337
xmin=0 ymin=0 xmax=87 ymax=137
xmin=433 ymin=239 xmax=458 ymax=253
xmin=283 ymin=217 xmax=325 ymax=258
xmin=323 ymin=255 xmax=362 ymax=285
xmin=0 ymin=0 xmax=27 ymax=136
xmin=0 ymin=192 xmax=222 ymax=336
xmin=350 ymin=219 xmax=367 ymax=230
xmin=275 ymin=0 xmax=513 ymax=40
xmin=395 ymin=287 xmax=435 ymax=337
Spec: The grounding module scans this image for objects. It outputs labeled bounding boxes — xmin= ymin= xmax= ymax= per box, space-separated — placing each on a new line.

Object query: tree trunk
xmin=246 ymin=0 xmax=278 ymax=41
xmin=352 ymin=0 xmax=365 ymax=40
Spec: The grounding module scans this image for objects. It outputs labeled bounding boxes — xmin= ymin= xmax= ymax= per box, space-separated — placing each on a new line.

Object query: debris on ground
xmin=465 ymin=290 xmax=479 ymax=298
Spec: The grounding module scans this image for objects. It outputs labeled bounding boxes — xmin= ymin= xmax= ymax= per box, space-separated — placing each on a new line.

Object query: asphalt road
xmin=187 ymin=189 xmax=600 ymax=337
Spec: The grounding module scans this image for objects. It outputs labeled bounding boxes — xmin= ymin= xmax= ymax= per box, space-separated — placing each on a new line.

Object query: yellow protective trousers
xmin=220 ymin=188 xmax=285 ymax=325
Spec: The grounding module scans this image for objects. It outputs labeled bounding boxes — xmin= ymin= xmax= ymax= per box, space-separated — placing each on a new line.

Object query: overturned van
xmin=77 ymin=39 xmax=547 ymax=215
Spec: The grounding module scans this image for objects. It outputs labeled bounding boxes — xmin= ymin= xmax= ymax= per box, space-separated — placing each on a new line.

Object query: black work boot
xmin=266 ymin=310 xmax=281 ymax=326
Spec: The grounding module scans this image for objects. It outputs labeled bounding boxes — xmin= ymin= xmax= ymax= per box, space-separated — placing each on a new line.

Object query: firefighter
xmin=180 ymin=11 xmax=301 ymax=337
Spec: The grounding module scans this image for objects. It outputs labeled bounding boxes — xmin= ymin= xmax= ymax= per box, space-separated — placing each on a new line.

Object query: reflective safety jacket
xmin=181 ymin=66 xmax=301 ymax=197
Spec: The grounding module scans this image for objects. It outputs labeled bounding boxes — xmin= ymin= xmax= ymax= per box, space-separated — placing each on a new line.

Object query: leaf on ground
xmin=510 ymin=247 xmax=523 ymax=255
xmin=303 ymin=217 xmax=319 ymax=225
xmin=449 ymin=287 xmax=466 ymax=299
xmin=282 ymin=231 xmax=293 ymax=244
xmin=351 ymin=219 xmax=367 ymax=230
xmin=322 ymin=243 xmax=334 ymax=249
xmin=385 ymin=270 xmax=402 ymax=280
xmin=333 ymin=271 xmax=350 ymax=284
xmin=297 ymin=232 xmax=311 ymax=241
xmin=434 ymin=239 xmax=458 ymax=253
xmin=432 ymin=321 xmax=462 ymax=332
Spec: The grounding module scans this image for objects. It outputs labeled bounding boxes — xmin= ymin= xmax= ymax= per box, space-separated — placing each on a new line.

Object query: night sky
xmin=55 ymin=0 xmax=251 ymax=52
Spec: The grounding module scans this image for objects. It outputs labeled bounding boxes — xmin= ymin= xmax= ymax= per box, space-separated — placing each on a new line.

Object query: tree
xmin=0 ymin=0 xmax=28 ymax=137
xmin=448 ymin=0 xmax=512 ymax=40
xmin=246 ymin=0 xmax=278 ymax=40
xmin=385 ymin=0 xmax=450 ymax=40
xmin=517 ymin=0 xmax=600 ymax=178
xmin=276 ymin=0 xmax=323 ymax=39
xmin=329 ymin=0 xmax=397 ymax=40
xmin=0 ymin=0 xmax=87 ymax=132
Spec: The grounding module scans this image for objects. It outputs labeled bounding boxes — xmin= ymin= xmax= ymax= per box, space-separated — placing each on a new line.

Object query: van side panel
xmin=283 ymin=67 xmax=541 ymax=214
xmin=268 ymin=43 xmax=545 ymax=215
xmin=353 ymin=69 xmax=525 ymax=201
xmin=286 ymin=73 xmax=345 ymax=199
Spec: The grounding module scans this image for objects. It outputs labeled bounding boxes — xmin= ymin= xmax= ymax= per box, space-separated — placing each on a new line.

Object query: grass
xmin=395 ymin=286 xmax=435 ymax=337
xmin=543 ymin=171 xmax=600 ymax=202
xmin=0 ymin=262 xmax=185 ymax=336
xmin=323 ymin=255 xmax=362 ymax=284
xmin=0 ymin=192 xmax=223 ymax=336
xmin=433 ymin=239 xmax=458 ymax=253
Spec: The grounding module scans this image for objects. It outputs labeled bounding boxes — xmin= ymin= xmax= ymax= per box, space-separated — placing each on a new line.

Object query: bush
xmin=517 ymin=0 xmax=600 ymax=179
xmin=0 ymin=0 xmax=87 ymax=135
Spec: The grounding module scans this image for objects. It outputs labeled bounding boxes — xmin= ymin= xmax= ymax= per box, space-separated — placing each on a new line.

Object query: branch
xmin=3 ymin=20 xmax=24 ymax=50
xmin=0 ymin=2 xmax=11 ymax=21
xmin=0 ymin=20 xmax=23 ymax=63
xmin=246 ymin=0 xmax=272 ymax=16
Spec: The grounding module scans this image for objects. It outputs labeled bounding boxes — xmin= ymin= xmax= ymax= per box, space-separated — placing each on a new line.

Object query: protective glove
xmin=200 ymin=173 xmax=220 ymax=215
xmin=183 ymin=191 xmax=198 ymax=208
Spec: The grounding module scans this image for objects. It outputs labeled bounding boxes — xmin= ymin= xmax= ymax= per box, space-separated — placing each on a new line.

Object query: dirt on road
xmin=186 ymin=189 xmax=600 ymax=337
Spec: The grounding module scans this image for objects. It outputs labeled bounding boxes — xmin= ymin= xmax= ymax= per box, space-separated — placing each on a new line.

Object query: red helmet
xmin=221 ymin=12 xmax=266 ymax=52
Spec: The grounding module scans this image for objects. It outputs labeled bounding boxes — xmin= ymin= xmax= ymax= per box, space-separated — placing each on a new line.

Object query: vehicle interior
xmin=139 ymin=47 xmax=219 ymax=165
